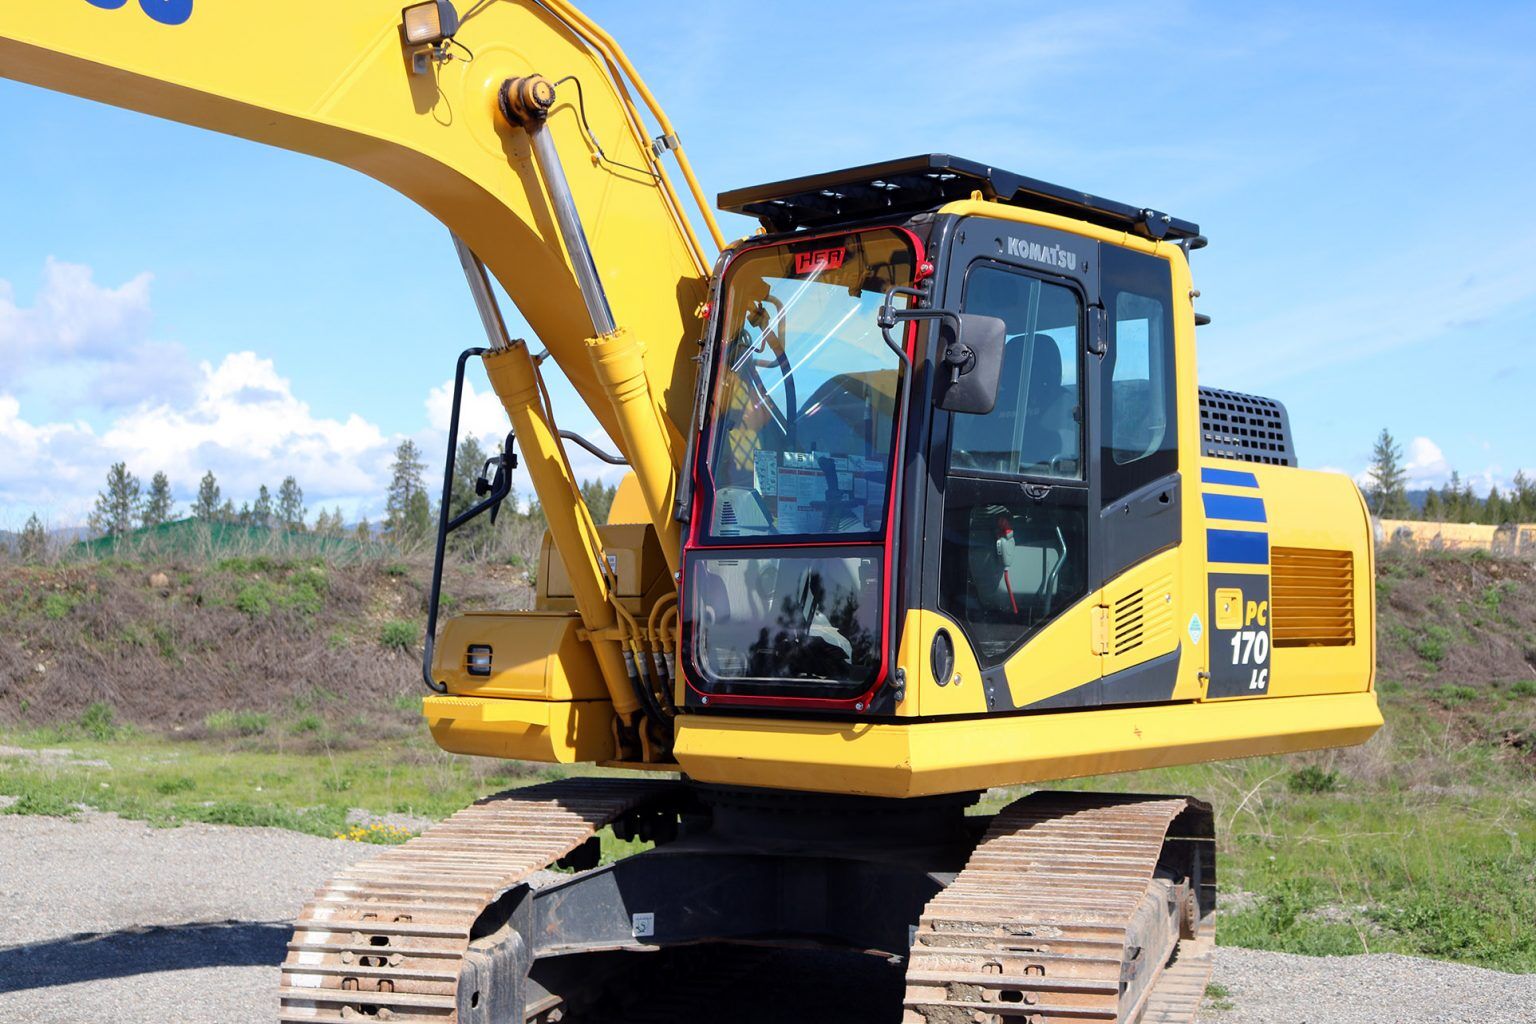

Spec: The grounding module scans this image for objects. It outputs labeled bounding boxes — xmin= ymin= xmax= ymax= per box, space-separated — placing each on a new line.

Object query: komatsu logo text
xmin=85 ymin=0 xmax=194 ymax=27
xmin=1006 ymin=237 xmax=1078 ymax=271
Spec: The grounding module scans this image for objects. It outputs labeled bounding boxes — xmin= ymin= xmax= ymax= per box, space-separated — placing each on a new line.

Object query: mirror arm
xmin=878 ymin=282 xmax=965 ymax=367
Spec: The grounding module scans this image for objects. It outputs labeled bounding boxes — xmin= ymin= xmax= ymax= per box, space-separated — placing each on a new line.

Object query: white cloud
xmin=0 ymin=258 xmax=152 ymax=362
xmin=425 ymin=376 xmax=512 ymax=448
xmin=0 ymin=258 xmax=201 ymax=410
xmin=1 ymin=352 xmax=396 ymax=525
xmin=1402 ymin=436 xmax=1450 ymax=488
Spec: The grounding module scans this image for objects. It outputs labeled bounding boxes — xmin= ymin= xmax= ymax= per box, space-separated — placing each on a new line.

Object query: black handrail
xmin=420 ymin=346 xmax=516 ymax=693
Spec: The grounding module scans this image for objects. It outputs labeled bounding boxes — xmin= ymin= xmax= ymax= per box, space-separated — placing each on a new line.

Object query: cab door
xmin=1093 ymin=244 xmax=1185 ymax=701
xmin=923 ymin=220 xmax=1102 ymax=711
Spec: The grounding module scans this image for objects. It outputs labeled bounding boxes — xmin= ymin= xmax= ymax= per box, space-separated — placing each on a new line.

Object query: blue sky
xmin=2 ymin=0 xmax=1533 ymax=527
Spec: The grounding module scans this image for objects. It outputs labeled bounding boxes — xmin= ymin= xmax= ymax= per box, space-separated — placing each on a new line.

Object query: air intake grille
xmin=1112 ymin=589 xmax=1144 ymax=655
xmin=1199 ymin=386 xmax=1296 ymax=466
xmin=1110 ymin=574 xmax=1175 ymax=657
xmin=1271 ymin=547 xmax=1355 ymax=646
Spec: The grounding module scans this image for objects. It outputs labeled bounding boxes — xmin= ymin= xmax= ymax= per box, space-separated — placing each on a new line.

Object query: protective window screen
xmin=949 ymin=266 xmax=1083 ymax=480
xmin=685 ymin=551 xmax=883 ymax=696
xmin=703 ymin=230 xmax=914 ymax=542
xmin=1100 ymin=246 xmax=1178 ymax=502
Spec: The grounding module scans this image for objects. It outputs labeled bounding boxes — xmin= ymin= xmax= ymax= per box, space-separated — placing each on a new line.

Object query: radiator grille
xmin=1271 ymin=547 xmax=1355 ymax=646
xmin=1199 ymin=386 xmax=1297 ymax=466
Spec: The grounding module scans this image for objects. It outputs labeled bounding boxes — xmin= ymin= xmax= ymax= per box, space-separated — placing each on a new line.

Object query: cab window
xmin=949 ymin=265 xmax=1083 ymax=479
xmin=939 ymin=263 xmax=1089 ymax=667
xmin=1100 ymin=246 xmax=1177 ymax=502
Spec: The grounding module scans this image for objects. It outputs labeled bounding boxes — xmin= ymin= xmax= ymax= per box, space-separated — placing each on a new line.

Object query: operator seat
xmin=1017 ymin=334 xmax=1076 ymax=476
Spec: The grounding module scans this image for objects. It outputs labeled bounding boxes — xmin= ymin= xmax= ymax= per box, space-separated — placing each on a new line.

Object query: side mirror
xmin=935 ymin=313 xmax=1005 ymax=415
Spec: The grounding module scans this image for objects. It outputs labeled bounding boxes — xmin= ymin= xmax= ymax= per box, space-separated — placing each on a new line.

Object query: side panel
xmin=1245 ymin=462 xmax=1376 ymax=699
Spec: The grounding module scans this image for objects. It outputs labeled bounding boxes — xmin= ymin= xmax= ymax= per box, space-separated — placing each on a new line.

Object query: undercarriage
xmin=280 ymin=778 xmax=1214 ymax=1023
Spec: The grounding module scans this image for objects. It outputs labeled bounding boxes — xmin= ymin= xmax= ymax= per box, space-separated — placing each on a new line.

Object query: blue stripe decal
xmin=1202 ymin=493 xmax=1268 ymax=523
xmin=1201 ymin=467 xmax=1259 ymax=488
xmin=1207 ymin=528 xmax=1269 ymax=565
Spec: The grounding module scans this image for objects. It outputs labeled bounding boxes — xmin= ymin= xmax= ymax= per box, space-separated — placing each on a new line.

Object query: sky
xmin=2 ymin=0 xmax=1534 ymax=529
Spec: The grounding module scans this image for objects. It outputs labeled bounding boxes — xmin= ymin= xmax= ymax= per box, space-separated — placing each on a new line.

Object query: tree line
xmin=60 ymin=436 xmax=617 ymax=557
xmin=1364 ymin=428 xmax=1536 ymax=524
xmin=82 ymin=463 xmax=327 ymax=539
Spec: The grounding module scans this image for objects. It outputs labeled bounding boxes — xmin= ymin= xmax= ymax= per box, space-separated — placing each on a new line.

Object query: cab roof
xmin=718 ymin=153 xmax=1202 ymax=243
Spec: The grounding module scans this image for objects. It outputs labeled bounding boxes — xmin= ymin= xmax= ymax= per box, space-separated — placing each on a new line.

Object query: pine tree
xmin=385 ymin=439 xmax=431 ymax=542
xmin=19 ymin=514 xmax=48 ymax=562
xmin=1512 ymin=471 xmax=1534 ymax=522
xmin=324 ymin=506 xmax=346 ymax=538
xmin=1421 ymin=489 xmax=1444 ymax=522
xmin=89 ymin=462 xmax=142 ymax=538
xmin=1364 ymin=429 xmax=1409 ymax=518
xmin=1485 ymin=486 xmax=1505 ymax=525
xmin=406 ymin=488 xmax=433 ymax=540
xmin=580 ymin=478 xmax=619 ymax=526
xmin=354 ymin=516 xmax=372 ymax=543
xmin=193 ymin=471 xmax=222 ymax=521
xmin=251 ymin=485 xmax=274 ymax=529
xmin=141 ymin=471 xmax=174 ymax=528
xmin=1461 ymin=481 xmax=1478 ymax=523
xmin=218 ymin=498 xmax=236 ymax=523
xmin=277 ymin=476 xmax=306 ymax=532
xmin=447 ymin=435 xmax=492 ymax=554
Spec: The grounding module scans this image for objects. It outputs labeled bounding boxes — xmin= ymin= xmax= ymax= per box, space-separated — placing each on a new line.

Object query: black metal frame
xmin=454 ymin=786 xmax=982 ymax=1024
xmin=720 ymin=153 xmax=1202 ymax=242
xmin=420 ymin=346 xmax=517 ymax=693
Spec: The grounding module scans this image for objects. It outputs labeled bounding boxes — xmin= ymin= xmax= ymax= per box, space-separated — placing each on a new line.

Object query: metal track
xmin=279 ymin=777 xmax=678 ymax=1023
xmin=903 ymin=792 xmax=1215 ymax=1024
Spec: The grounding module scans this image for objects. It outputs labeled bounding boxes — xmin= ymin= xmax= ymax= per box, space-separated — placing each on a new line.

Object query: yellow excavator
xmin=2 ymin=3 xmax=1381 ymax=1021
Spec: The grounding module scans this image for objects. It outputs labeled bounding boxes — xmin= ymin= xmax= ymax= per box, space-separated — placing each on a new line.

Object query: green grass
xmin=0 ymin=729 xmax=634 ymax=847
xmin=41 ymin=592 xmax=79 ymax=620
xmin=1431 ymin=684 xmax=1480 ymax=708
xmin=379 ymin=620 xmax=417 ymax=650
xmin=203 ymin=709 xmax=271 ymax=737
xmin=1204 ymin=981 xmax=1235 ymax=1011
xmin=1286 ymin=764 xmax=1341 ymax=794
xmin=972 ymin=680 xmax=1536 ymax=973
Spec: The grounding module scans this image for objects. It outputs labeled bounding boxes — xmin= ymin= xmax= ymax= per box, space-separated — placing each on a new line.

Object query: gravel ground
xmin=0 ymin=811 xmax=372 ymax=1024
xmin=2 ymin=811 xmax=1532 ymax=1023
xmin=1199 ymin=946 xmax=1536 ymax=1024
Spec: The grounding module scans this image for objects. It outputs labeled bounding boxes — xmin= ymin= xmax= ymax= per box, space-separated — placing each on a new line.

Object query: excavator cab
xmin=680 ymin=155 xmax=1196 ymax=716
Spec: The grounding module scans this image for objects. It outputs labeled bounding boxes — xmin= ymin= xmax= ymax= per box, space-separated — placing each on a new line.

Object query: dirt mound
xmin=1376 ymin=550 xmax=1536 ymax=686
xmin=4 ymin=549 xmax=1533 ymax=731
xmin=0 ymin=556 xmax=532 ymax=729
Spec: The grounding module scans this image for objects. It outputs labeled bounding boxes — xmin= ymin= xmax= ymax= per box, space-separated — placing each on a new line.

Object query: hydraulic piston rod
xmin=497 ymin=74 xmax=683 ymax=570
xmin=498 ymin=76 xmax=616 ymax=338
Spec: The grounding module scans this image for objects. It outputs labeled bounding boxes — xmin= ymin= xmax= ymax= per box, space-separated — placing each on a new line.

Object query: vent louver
xmin=1113 ymin=589 xmax=1145 ymax=655
xmin=1271 ymin=547 xmax=1355 ymax=646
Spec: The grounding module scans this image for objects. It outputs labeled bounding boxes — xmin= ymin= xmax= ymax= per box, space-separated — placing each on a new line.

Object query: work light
xmin=466 ymin=644 xmax=493 ymax=677
xmin=402 ymin=1 xmax=460 ymax=46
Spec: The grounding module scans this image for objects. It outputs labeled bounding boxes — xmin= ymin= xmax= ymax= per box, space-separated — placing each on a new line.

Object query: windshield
xmin=701 ymin=229 xmax=915 ymax=542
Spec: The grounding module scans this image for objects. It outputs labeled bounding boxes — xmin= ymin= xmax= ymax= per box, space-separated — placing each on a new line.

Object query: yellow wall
xmin=1376 ymin=519 xmax=1536 ymax=556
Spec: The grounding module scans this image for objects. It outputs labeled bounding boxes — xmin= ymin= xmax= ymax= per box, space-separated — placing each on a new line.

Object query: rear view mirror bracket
xmin=876 ymin=284 xmax=1005 ymax=414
